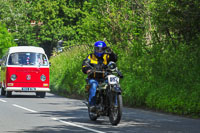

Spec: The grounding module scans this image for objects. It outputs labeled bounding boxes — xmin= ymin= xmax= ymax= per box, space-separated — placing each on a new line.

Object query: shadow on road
xmin=2 ymin=93 xmax=200 ymax=133
xmin=7 ymin=125 xmax=96 ymax=133
xmin=1 ymin=95 xmax=38 ymax=98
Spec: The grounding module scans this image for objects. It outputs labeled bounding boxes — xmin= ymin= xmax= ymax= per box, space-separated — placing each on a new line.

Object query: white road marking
xmin=51 ymin=117 xmax=106 ymax=133
xmin=0 ymin=99 xmax=7 ymax=103
xmin=13 ymin=104 xmax=37 ymax=113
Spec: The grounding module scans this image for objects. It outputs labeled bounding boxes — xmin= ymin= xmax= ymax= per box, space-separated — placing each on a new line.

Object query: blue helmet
xmin=94 ymin=41 xmax=107 ymax=57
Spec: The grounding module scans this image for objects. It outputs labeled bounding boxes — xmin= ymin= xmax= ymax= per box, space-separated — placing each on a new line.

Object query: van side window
xmin=36 ymin=54 xmax=48 ymax=66
xmin=8 ymin=53 xmax=20 ymax=65
xmin=42 ymin=54 xmax=48 ymax=66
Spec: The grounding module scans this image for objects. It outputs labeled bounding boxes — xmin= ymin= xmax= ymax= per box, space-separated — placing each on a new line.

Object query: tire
xmin=88 ymin=107 xmax=98 ymax=121
xmin=1 ymin=88 xmax=6 ymax=96
xmin=36 ymin=92 xmax=46 ymax=98
xmin=36 ymin=92 xmax=39 ymax=97
xmin=109 ymin=94 xmax=123 ymax=126
xmin=6 ymin=91 xmax=12 ymax=97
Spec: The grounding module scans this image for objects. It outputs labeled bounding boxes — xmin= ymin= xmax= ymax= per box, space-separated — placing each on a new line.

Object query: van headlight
xmin=11 ymin=74 xmax=17 ymax=81
xmin=40 ymin=74 xmax=46 ymax=81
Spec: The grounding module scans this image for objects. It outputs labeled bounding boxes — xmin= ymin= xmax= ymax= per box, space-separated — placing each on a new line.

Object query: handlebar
xmin=117 ymin=70 xmax=123 ymax=78
xmin=87 ymin=70 xmax=105 ymax=76
xmin=85 ymin=60 xmax=123 ymax=78
xmin=87 ymin=68 xmax=123 ymax=79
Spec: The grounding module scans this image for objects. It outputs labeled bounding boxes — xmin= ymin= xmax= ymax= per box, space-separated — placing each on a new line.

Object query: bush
xmin=50 ymin=45 xmax=91 ymax=97
xmin=50 ymin=43 xmax=200 ymax=117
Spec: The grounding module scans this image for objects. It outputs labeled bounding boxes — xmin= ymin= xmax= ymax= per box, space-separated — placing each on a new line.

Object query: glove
xmin=117 ymin=71 xmax=123 ymax=78
xmin=106 ymin=47 xmax=112 ymax=53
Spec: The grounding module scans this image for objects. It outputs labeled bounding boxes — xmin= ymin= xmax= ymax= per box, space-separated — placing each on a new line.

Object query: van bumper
xmin=5 ymin=87 xmax=50 ymax=92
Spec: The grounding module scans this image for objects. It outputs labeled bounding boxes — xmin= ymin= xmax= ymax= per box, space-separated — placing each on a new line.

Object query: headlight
xmin=11 ymin=74 xmax=17 ymax=81
xmin=110 ymin=64 xmax=116 ymax=69
xmin=40 ymin=74 xmax=46 ymax=81
xmin=108 ymin=62 xmax=116 ymax=70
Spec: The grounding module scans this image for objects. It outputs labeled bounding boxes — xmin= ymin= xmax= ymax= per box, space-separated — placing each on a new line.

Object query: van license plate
xmin=22 ymin=88 xmax=36 ymax=91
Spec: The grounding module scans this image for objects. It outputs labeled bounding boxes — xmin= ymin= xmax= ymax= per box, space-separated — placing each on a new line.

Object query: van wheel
xmin=1 ymin=88 xmax=6 ymax=96
xmin=6 ymin=91 xmax=12 ymax=97
xmin=36 ymin=92 xmax=46 ymax=98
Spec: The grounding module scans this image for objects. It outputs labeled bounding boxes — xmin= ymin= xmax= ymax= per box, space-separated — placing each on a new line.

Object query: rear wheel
xmin=88 ymin=107 xmax=98 ymax=121
xmin=1 ymin=88 xmax=6 ymax=96
xmin=109 ymin=94 xmax=123 ymax=126
xmin=36 ymin=92 xmax=46 ymax=98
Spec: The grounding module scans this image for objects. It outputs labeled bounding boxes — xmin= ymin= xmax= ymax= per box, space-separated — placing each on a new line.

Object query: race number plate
xmin=108 ymin=75 xmax=119 ymax=85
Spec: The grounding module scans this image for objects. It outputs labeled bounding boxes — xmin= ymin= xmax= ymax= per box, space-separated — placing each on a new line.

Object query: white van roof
xmin=8 ymin=46 xmax=46 ymax=54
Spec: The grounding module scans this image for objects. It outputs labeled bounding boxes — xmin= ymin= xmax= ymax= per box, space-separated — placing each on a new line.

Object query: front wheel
xmin=109 ymin=94 xmax=123 ymax=126
xmin=6 ymin=91 xmax=12 ymax=97
xmin=1 ymin=88 xmax=6 ymax=96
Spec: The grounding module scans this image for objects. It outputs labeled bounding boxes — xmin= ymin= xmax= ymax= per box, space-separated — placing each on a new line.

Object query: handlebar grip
xmin=117 ymin=71 xmax=123 ymax=78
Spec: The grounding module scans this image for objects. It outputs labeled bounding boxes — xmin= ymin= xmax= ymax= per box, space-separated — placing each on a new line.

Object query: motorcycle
xmin=84 ymin=61 xmax=123 ymax=125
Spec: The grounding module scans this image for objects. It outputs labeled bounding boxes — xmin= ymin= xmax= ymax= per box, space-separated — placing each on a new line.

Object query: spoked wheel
xmin=1 ymin=88 xmax=6 ymax=96
xmin=109 ymin=94 xmax=123 ymax=126
xmin=88 ymin=107 xmax=99 ymax=121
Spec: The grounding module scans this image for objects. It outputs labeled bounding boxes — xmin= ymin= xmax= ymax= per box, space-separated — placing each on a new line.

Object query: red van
xmin=0 ymin=46 xmax=50 ymax=98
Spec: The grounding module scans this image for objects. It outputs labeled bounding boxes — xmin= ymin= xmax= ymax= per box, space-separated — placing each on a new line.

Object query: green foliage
xmin=0 ymin=23 xmax=16 ymax=58
xmin=149 ymin=0 xmax=200 ymax=43
xmin=50 ymin=45 xmax=90 ymax=96
xmin=0 ymin=0 xmax=38 ymax=46
xmin=77 ymin=0 xmax=144 ymax=46
xmin=48 ymin=0 xmax=200 ymax=117
xmin=1 ymin=0 xmax=200 ymax=117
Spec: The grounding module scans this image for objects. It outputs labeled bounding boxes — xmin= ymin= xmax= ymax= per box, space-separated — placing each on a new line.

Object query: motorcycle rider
xmin=82 ymin=41 xmax=118 ymax=111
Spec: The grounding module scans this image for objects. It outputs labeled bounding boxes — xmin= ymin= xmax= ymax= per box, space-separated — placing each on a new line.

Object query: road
xmin=0 ymin=92 xmax=199 ymax=133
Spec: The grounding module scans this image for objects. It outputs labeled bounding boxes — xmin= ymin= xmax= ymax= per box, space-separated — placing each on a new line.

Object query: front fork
xmin=108 ymin=84 xmax=121 ymax=107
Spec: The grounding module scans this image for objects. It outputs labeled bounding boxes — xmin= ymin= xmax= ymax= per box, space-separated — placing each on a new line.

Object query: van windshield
xmin=8 ymin=52 xmax=48 ymax=66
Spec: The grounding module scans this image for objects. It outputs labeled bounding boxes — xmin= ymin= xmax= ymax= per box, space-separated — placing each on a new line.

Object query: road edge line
xmin=51 ymin=117 xmax=106 ymax=133
xmin=0 ymin=99 xmax=7 ymax=103
xmin=12 ymin=104 xmax=37 ymax=113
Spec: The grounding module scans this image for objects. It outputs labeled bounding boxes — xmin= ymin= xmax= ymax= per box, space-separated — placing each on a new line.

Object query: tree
xmin=0 ymin=23 xmax=16 ymax=58
xmin=0 ymin=0 xmax=38 ymax=46
xmin=149 ymin=0 xmax=200 ymax=44
xmin=77 ymin=0 xmax=144 ymax=48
